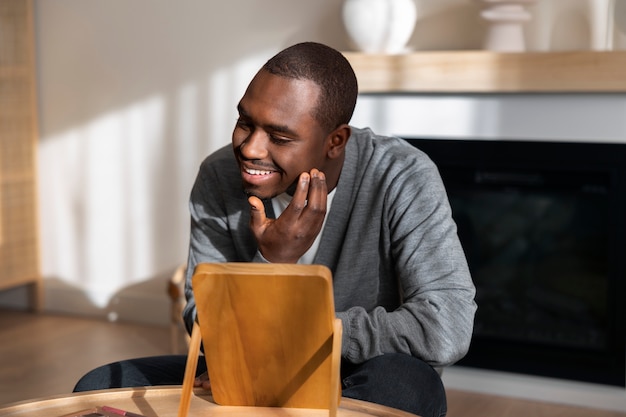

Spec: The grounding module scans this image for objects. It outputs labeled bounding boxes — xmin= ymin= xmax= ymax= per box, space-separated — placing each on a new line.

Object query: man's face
xmin=232 ymin=70 xmax=329 ymax=200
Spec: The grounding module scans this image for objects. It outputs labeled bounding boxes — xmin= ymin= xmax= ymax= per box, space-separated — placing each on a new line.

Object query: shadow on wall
xmin=0 ymin=264 xmax=182 ymax=326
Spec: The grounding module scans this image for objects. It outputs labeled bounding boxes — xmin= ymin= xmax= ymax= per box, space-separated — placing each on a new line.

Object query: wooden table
xmin=0 ymin=386 xmax=418 ymax=417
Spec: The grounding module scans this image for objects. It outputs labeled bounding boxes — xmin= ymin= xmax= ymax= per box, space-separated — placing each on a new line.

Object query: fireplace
xmin=404 ymin=137 xmax=626 ymax=387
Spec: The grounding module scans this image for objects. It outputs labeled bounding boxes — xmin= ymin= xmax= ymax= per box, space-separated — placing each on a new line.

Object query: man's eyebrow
xmin=236 ymin=103 xmax=299 ymax=138
xmin=266 ymin=123 xmax=299 ymax=137
xmin=236 ymin=103 xmax=249 ymax=118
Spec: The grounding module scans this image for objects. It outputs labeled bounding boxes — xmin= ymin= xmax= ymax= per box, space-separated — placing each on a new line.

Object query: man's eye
xmin=269 ymin=135 xmax=290 ymax=145
xmin=236 ymin=119 xmax=251 ymax=130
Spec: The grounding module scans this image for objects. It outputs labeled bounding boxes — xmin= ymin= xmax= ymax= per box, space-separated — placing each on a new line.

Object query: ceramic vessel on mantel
xmin=342 ymin=0 xmax=417 ymax=54
xmin=477 ymin=0 xmax=537 ymax=52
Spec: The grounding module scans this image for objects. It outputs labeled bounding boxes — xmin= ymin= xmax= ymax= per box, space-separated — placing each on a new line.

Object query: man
xmin=75 ymin=42 xmax=476 ymax=417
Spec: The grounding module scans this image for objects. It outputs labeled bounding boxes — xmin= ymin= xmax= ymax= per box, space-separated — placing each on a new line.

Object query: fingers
xmin=194 ymin=371 xmax=210 ymax=389
xmin=248 ymin=195 xmax=267 ymax=231
xmin=306 ymin=169 xmax=327 ymax=213
xmin=247 ymin=169 xmax=327 ymax=264
xmin=201 ymin=379 xmax=212 ymax=391
xmin=288 ymin=172 xmax=311 ymax=214
xmin=194 ymin=378 xmax=211 ymax=391
xmin=289 ymin=169 xmax=327 ymax=215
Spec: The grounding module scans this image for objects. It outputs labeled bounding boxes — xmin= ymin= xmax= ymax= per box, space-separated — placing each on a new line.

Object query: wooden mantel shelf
xmin=342 ymin=51 xmax=626 ymax=93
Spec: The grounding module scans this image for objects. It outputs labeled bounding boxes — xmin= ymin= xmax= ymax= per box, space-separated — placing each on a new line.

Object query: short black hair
xmin=262 ymin=42 xmax=358 ymax=133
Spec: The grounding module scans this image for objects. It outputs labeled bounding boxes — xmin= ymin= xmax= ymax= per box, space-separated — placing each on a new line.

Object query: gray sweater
xmin=184 ymin=127 xmax=477 ymax=367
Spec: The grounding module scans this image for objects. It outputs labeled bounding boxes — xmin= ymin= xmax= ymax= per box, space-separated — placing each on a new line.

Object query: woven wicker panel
xmin=0 ymin=181 xmax=39 ymax=282
xmin=0 ymin=0 xmax=41 ymax=295
xmin=1 ymin=77 xmax=34 ymax=175
xmin=0 ymin=0 xmax=29 ymax=66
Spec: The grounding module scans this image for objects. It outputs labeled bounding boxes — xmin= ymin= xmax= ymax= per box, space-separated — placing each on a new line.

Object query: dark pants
xmin=74 ymin=353 xmax=446 ymax=417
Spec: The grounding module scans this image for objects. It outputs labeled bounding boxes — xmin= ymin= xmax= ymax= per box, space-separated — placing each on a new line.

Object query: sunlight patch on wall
xmin=39 ymin=94 xmax=166 ymax=308
xmin=208 ymin=67 xmax=232 ymax=153
xmin=176 ymin=81 xmax=199 ymax=189
xmin=206 ymin=48 xmax=277 ymax=155
xmin=37 ymin=47 xmax=281 ymax=311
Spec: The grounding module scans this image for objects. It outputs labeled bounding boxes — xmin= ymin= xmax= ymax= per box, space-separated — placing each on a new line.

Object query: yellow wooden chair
xmin=177 ymin=262 xmax=342 ymax=417
xmin=167 ymin=264 xmax=190 ymax=354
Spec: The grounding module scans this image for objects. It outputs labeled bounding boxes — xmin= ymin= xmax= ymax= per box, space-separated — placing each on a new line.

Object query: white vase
xmin=342 ymin=0 xmax=417 ymax=54
xmin=477 ymin=0 xmax=537 ymax=52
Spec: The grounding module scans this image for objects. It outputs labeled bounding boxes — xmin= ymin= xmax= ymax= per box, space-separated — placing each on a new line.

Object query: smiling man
xmin=231 ymin=68 xmax=341 ymax=264
xmin=75 ymin=42 xmax=476 ymax=417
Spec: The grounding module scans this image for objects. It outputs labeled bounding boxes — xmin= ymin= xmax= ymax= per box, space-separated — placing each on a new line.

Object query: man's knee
xmin=74 ymin=362 xmax=124 ymax=392
xmin=341 ymin=353 xmax=446 ymax=417
xmin=73 ymin=355 xmax=197 ymax=392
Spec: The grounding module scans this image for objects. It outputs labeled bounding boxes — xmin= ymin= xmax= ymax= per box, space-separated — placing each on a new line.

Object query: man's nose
xmin=240 ymin=129 xmax=268 ymax=159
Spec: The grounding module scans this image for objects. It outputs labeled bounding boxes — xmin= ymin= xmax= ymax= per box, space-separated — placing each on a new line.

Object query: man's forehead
xmin=247 ymin=70 xmax=320 ymax=96
xmin=240 ymin=72 xmax=320 ymax=115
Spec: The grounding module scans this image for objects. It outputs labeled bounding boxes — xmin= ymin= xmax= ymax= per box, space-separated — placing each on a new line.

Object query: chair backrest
xmin=184 ymin=262 xmax=342 ymax=415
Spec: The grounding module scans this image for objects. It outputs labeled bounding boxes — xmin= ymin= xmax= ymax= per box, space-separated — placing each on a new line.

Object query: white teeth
xmin=245 ymin=168 xmax=272 ymax=175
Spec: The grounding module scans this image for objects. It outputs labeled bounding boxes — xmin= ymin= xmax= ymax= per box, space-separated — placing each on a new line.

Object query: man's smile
xmin=244 ymin=167 xmax=274 ymax=176
xmin=240 ymin=163 xmax=281 ymax=190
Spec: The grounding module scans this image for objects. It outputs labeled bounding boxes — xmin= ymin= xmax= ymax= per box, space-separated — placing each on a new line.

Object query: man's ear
xmin=326 ymin=124 xmax=351 ymax=159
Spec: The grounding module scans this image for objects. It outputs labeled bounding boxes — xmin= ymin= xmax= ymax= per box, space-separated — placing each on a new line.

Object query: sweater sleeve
xmin=336 ymin=151 xmax=477 ymax=367
xmin=182 ymin=164 xmax=230 ymax=333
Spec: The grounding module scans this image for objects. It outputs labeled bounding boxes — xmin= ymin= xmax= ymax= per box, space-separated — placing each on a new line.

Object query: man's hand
xmin=194 ymin=371 xmax=211 ymax=391
xmin=248 ymin=169 xmax=327 ymax=263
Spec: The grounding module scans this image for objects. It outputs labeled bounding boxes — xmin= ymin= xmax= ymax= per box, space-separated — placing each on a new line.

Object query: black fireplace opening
xmin=404 ymin=137 xmax=626 ymax=387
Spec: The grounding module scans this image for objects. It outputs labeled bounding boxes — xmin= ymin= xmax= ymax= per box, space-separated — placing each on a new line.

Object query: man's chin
xmin=243 ymin=179 xmax=296 ymax=200
xmin=243 ymin=188 xmax=277 ymax=202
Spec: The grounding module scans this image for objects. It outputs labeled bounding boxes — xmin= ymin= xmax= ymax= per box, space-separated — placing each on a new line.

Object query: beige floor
xmin=0 ymin=309 xmax=624 ymax=417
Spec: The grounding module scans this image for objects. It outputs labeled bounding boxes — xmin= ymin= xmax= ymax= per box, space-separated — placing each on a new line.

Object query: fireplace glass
xmin=404 ymin=137 xmax=626 ymax=387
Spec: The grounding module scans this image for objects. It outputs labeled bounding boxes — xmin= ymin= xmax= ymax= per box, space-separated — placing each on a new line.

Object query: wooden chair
xmin=177 ymin=262 xmax=342 ymax=417
xmin=167 ymin=264 xmax=190 ymax=354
